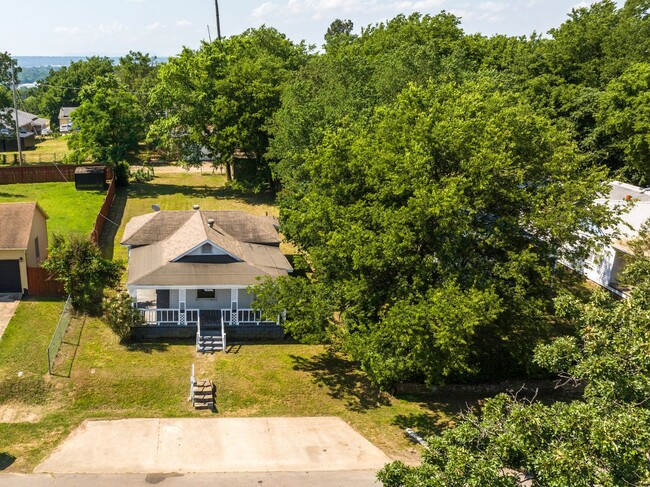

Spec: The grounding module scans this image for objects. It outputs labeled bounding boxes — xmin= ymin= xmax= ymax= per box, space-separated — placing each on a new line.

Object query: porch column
xmin=179 ymin=288 xmax=187 ymax=325
xmin=230 ymin=288 xmax=238 ymax=325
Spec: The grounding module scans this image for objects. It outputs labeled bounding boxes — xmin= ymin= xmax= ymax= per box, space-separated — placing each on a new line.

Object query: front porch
xmin=132 ymin=287 xmax=280 ymax=327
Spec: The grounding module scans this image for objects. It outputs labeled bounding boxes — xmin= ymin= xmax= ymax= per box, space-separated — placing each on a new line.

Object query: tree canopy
xmin=149 ymin=27 xmax=310 ymax=188
xmin=378 ymin=234 xmax=650 ymax=486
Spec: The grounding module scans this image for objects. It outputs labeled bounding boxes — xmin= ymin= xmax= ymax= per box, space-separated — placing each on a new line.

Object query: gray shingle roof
xmin=122 ymin=210 xmax=291 ymax=287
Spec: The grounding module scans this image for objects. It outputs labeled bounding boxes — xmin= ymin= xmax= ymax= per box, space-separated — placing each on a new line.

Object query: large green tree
xmin=31 ymin=56 xmax=114 ymax=127
xmin=67 ymin=74 xmax=144 ymax=164
xmin=269 ymin=76 xmax=618 ymax=386
xmin=378 ymin=239 xmax=650 ymax=486
xmin=149 ymin=27 xmax=309 ymax=189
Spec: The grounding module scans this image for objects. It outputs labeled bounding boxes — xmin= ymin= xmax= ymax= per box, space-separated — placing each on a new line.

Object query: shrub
xmin=102 ymin=287 xmax=144 ymax=342
xmin=131 ymin=164 xmax=154 ymax=183
xmin=42 ymin=234 xmax=123 ymax=313
xmin=115 ymin=160 xmax=130 ymax=187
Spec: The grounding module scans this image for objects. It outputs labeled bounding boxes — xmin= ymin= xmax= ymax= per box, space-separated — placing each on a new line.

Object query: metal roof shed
xmin=74 ymin=166 xmax=106 ymax=190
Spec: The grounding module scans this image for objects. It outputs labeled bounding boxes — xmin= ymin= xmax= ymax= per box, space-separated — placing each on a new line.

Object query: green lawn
xmin=1 ymin=138 xmax=69 ymax=165
xmin=0 ymin=173 xmax=462 ymax=472
xmin=0 ymin=182 xmax=106 ymax=239
xmin=0 ymin=302 xmax=460 ymax=472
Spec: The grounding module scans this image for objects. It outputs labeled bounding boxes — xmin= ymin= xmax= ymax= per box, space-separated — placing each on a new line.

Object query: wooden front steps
xmin=197 ymin=331 xmax=224 ymax=353
xmin=192 ymin=379 xmax=215 ymax=410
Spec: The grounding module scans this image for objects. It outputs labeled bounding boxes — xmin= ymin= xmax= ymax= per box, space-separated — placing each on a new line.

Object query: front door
xmin=156 ymin=289 xmax=170 ymax=308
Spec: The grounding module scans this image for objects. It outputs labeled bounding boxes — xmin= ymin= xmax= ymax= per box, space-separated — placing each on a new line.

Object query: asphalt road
xmin=0 ymin=471 xmax=382 ymax=487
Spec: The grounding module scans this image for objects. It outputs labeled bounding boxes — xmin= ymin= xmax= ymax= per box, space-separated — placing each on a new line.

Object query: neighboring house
xmin=0 ymin=108 xmax=49 ymax=135
xmin=569 ymin=181 xmax=650 ymax=297
xmin=0 ymin=202 xmax=49 ymax=296
xmin=58 ymin=107 xmax=78 ymax=133
xmin=121 ymin=208 xmax=293 ymax=347
xmin=0 ymin=108 xmax=48 ymax=152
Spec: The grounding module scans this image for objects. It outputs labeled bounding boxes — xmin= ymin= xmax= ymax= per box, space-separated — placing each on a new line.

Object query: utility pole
xmin=214 ymin=0 xmax=222 ymax=40
xmin=10 ymin=58 xmax=22 ymax=166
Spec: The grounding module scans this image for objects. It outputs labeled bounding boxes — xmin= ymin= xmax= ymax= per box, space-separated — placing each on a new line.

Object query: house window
xmin=201 ymin=243 xmax=212 ymax=254
xmin=197 ymin=289 xmax=215 ymax=299
xmin=35 ymin=237 xmax=40 ymax=260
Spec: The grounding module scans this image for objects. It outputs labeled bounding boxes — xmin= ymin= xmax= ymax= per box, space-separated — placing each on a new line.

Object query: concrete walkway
xmin=35 ymin=417 xmax=391 ymax=474
xmin=0 ymin=297 xmax=20 ymax=342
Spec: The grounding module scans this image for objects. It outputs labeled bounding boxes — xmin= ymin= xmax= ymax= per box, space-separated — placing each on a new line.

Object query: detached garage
xmin=0 ymin=202 xmax=50 ymax=297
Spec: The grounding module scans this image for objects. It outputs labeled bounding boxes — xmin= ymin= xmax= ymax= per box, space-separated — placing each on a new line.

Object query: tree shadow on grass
xmin=0 ymin=453 xmax=15 ymax=470
xmin=391 ymin=392 xmax=486 ymax=440
xmin=128 ymin=181 xmax=276 ymax=208
xmin=0 ymin=192 xmax=26 ymax=198
xmin=123 ymin=341 xmax=170 ymax=353
xmin=99 ymin=186 xmax=127 ymax=260
xmin=290 ymin=351 xmax=391 ymax=412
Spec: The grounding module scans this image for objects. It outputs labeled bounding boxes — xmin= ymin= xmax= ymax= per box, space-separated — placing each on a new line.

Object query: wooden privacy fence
xmin=89 ymin=178 xmax=116 ymax=245
xmin=0 ymin=164 xmax=113 ymax=185
xmin=27 ymin=267 xmax=65 ymax=297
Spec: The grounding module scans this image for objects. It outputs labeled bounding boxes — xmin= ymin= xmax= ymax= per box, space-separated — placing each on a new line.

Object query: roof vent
xmin=193 ymin=204 xmax=200 ymax=210
xmin=207 ymin=218 xmax=215 ymax=228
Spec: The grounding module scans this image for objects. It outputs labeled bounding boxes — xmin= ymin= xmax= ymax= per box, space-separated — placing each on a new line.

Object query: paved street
xmin=0 ymin=472 xmax=382 ymax=487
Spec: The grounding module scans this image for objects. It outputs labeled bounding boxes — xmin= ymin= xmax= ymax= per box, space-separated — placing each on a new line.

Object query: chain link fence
xmin=47 ymin=296 xmax=73 ymax=375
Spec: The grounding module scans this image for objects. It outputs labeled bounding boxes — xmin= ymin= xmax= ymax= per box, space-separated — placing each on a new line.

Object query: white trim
xmin=172 ymin=239 xmax=241 ymax=263
xmin=128 ymin=285 xmax=249 ymax=290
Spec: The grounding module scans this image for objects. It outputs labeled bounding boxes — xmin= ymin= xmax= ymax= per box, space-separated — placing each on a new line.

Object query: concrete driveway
xmin=0 ymin=297 xmax=20 ymax=342
xmin=34 ymin=417 xmax=392 ymax=474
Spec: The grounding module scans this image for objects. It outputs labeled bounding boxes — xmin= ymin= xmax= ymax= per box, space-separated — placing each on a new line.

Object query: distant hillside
xmin=14 ymin=56 xmax=167 ymax=84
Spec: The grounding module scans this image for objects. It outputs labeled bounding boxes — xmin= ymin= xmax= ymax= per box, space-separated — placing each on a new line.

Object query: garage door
xmin=0 ymin=260 xmax=21 ymax=293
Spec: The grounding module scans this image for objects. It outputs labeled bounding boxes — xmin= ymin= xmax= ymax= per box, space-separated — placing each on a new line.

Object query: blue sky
xmin=2 ymin=0 xmax=620 ymax=57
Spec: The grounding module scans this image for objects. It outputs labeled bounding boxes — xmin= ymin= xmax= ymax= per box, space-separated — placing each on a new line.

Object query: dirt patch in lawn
xmin=0 ymin=403 xmax=46 ymax=423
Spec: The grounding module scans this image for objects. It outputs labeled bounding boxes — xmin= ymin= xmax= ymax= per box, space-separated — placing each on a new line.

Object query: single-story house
xmin=0 ymin=108 xmax=49 ymax=135
xmin=0 ymin=202 xmax=49 ymax=296
xmin=58 ymin=107 xmax=77 ymax=133
xmin=121 ymin=207 xmax=293 ymax=346
xmin=569 ymin=181 xmax=650 ymax=297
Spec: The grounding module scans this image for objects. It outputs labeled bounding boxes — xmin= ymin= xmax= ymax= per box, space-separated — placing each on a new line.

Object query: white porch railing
xmin=140 ymin=308 xmax=200 ymax=326
xmin=221 ymin=308 xmax=277 ymax=326
xmin=196 ymin=316 xmax=201 ymax=352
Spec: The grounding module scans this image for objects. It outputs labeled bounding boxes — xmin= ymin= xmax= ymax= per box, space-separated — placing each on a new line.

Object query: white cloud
xmin=251 ymin=0 xmax=445 ymax=23
xmin=145 ymin=22 xmax=164 ymax=31
xmin=54 ymin=26 xmax=81 ymax=34
xmin=478 ymin=1 xmax=509 ymax=13
xmin=176 ymin=19 xmax=192 ymax=26
xmin=570 ymin=1 xmax=590 ymax=10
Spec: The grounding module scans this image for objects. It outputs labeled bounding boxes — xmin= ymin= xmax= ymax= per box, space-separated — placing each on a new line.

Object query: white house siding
xmin=238 ymin=288 xmax=255 ymax=308
xmin=185 ymin=288 xmax=231 ymax=309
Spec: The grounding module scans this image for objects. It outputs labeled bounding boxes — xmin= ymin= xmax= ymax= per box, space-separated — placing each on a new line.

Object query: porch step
xmin=192 ymin=380 xmax=214 ymax=410
xmin=197 ymin=333 xmax=224 ymax=353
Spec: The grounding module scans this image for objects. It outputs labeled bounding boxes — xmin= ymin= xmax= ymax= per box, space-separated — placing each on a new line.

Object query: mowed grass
xmin=1 ymin=138 xmax=70 ymax=165
xmin=1 ymin=173 xmax=458 ymax=472
xmin=0 ymin=182 xmax=105 ymax=239
xmin=0 ymin=303 xmax=457 ymax=472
